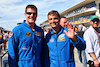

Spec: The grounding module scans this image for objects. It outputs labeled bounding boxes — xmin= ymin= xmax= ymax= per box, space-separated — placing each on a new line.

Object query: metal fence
xmin=0 ymin=50 xmax=8 ymax=67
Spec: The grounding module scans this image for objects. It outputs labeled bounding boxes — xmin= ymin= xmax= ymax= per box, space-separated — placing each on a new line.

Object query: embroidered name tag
xmin=35 ymin=31 xmax=41 ymax=36
xmin=58 ymin=37 xmax=66 ymax=42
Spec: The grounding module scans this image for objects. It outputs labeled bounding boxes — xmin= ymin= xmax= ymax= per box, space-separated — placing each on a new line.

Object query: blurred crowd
xmin=0 ymin=29 xmax=10 ymax=55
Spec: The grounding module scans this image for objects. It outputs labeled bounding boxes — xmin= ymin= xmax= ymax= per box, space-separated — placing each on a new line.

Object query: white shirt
xmin=82 ymin=26 xmax=87 ymax=32
xmin=83 ymin=26 xmax=100 ymax=62
xmin=3 ymin=33 xmax=8 ymax=40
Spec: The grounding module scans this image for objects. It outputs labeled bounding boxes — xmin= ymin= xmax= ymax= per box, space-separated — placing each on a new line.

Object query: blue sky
xmin=0 ymin=0 xmax=84 ymax=31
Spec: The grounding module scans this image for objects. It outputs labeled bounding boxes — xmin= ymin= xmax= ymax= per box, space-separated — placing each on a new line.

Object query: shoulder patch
xmin=9 ymin=31 xmax=13 ymax=38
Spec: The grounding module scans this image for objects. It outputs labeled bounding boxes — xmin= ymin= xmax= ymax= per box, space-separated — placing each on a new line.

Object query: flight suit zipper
xmin=56 ymin=34 xmax=60 ymax=67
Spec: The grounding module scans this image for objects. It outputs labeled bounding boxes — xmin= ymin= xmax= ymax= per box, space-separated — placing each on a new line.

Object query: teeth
xmin=30 ymin=18 xmax=34 ymax=20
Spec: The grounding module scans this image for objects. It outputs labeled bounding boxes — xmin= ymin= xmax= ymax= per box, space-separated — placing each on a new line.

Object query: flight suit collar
xmin=23 ymin=20 xmax=38 ymax=30
xmin=51 ymin=26 xmax=64 ymax=36
xmin=23 ymin=20 xmax=31 ymax=28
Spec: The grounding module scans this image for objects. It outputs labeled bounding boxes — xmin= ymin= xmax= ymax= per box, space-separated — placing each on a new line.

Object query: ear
xmin=24 ymin=13 xmax=26 ymax=17
xmin=90 ymin=21 xmax=92 ymax=25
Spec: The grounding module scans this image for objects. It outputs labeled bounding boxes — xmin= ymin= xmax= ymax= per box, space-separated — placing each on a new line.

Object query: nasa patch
xmin=50 ymin=38 xmax=54 ymax=43
xmin=22 ymin=46 xmax=28 ymax=51
xmin=9 ymin=31 xmax=13 ymax=38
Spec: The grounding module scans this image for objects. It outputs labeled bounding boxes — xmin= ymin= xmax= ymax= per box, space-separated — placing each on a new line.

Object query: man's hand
xmin=94 ymin=60 xmax=100 ymax=67
xmin=89 ymin=53 xmax=100 ymax=67
xmin=65 ymin=22 xmax=73 ymax=29
xmin=64 ymin=23 xmax=78 ymax=42
xmin=64 ymin=28 xmax=74 ymax=39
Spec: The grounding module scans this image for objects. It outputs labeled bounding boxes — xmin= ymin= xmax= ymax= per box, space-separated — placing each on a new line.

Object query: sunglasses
xmin=26 ymin=12 xmax=37 ymax=15
xmin=92 ymin=18 xmax=100 ymax=23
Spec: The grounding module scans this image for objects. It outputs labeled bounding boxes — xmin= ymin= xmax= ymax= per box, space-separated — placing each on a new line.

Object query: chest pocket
xmin=58 ymin=37 xmax=69 ymax=51
xmin=57 ymin=34 xmax=66 ymax=42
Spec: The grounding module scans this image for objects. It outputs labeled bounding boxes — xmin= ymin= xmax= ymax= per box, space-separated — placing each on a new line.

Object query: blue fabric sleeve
xmin=41 ymin=38 xmax=49 ymax=67
xmin=70 ymin=35 xmax=86 ymax=50
xmin=64 ymin=28 xmax=86 ymax=50
xmin=8 ymin=28 xmax=19 ymax=67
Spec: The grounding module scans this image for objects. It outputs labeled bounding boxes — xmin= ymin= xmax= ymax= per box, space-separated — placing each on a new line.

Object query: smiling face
xmin=25 ymin=7 xmax=37 ymax=25
xmin=60 ymin=17 xmax=67 ymax=28
xmin=90 ymin=18 xmax=100 ymax=29
xmin=48 ymin=14 xmax=60 ymax=28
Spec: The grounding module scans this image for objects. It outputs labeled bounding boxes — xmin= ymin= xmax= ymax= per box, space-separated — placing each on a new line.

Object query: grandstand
xmin=40 ymin=0 xmax=100 ymax=29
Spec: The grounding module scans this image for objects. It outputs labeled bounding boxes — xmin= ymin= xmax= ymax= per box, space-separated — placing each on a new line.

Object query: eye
xmin=26 ymin=12 xmax=31 ymax=15
xmin=64 ymin=22 xmax=67 ymax=23
xmin=54 ymin=18 xmax=58 ymax=20
xmin=49 ymin=18 xmax=52 ymax=20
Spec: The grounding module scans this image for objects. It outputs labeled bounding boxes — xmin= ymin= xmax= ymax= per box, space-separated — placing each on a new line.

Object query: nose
xmin=30 ymin=13 xmax=34 ymax=16
xmin=52 ymin=19 xmax=55 ymax=22
xmin=94 ymin=21 xmax=99 ymax=24
xmin=30 ymin=13 xmax=37 ymax=16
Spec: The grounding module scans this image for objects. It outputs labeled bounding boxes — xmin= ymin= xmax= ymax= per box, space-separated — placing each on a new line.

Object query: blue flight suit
xmin=45 ymin=27 xmax=86 ymax=67
xmin=8 ymin=20 xmax=49 ymax=67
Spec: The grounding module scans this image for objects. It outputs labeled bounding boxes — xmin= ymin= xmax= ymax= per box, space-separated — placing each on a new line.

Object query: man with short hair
xmin=76 ymin=25 xmax=87 ymax=67
xmin=81 ymin=23 xmax=87 ymax=32
xmin=60 ymin=17 xmax=67 ymax=28
xmin=60 ymin=17 xmax=73 ymax=29
xmin=45 ymin=10 xmax=86 ymax=67
xmin=83 ymin=15 xmax=100 ymax=67
xmin=8 ymin=4 xmax=49 ymax=67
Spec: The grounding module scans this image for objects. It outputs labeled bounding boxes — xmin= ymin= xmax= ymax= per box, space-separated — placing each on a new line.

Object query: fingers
xmin=65 ymin=22 xmax=73 ymax=29
xmin=63 ymin=30 xmax=68 ymax=35
xmin=94 ymin=60 xmax=100 ymax=67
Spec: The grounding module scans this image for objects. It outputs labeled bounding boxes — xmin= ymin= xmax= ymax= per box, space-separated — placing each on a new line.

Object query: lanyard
xmin=94 ymin=30 xmax=100 ymax=45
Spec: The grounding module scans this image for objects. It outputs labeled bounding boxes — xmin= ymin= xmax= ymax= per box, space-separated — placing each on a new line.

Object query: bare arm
xmin=89 ymin=53 xmax=99 ymax=67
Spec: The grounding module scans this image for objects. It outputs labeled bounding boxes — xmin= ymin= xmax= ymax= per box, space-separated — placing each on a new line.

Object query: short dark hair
xmin=81 ymin=23 xmax=84 ymax=26
xmin=60 ymin=16 xmax=66 ymax=18
xmin=17 ymin=23 xmax=22 ymax=25
xmin=25 ymin=4 xmax=37 ymax=13
xmin=48 ymin=10 xmax=60 ymax=18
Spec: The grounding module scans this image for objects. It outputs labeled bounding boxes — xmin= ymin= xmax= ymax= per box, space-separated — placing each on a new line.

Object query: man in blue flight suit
xmin=8 ymin=4 xmax=49 ymax=67
xmin=45 ymin=10 xmax=86 ymax=67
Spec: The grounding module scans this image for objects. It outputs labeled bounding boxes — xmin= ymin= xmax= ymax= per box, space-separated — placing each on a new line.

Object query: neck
xmin=53 ymin=25 xmax=61 ymax=34
xmin=26 ymin=21 xmax=35 ymax=29
xmin=30 ymin=23 xmax=35 ymax=29
xmin=94 ymin=27 xmax=98 ymax=31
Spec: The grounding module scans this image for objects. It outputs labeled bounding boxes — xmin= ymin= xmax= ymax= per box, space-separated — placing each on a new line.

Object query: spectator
xmin=47 ymin=28 xmax=51 ymax=33
xmin=60 ymin=17 xmax=73 ymax=29
xmin=42 ymin=27 xmax=47 ymax=38
xmin=0 ymin=29 xmax=3 ymax=55
xmin=83 ymin=15 xmax=100 ymax=67
xmin=60 ymin=17 xmax=67 ymax=28
xmin=81 ymin=23 xmax=87 ymax=32
xmin=76 ymin=25 xmax=87 ymax=67
xmin=3 ymin=31 xmax=8 ymax=50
